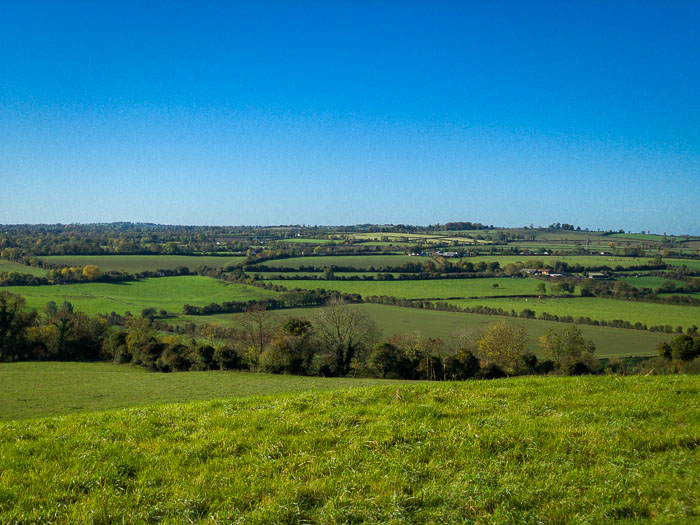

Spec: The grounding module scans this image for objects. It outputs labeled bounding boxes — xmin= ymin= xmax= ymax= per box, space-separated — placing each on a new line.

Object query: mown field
xmin=607 ymin=233 xmax=673 ymax=241
xmin=0 ymin=260 xmax=47 ymax=277
xmin=2 ymin=276 xmax=276 ymax=316
xmin=665 ymin=258 xmax=700 ymax=270
xmin=182 ymin=303 xmax=672 ymax=358
xmin=38 ymin=255 xmax=246 ymax=272
xmin=446 ymin=297 xmax=700 ymax=330
xmin=261 ymin=255 xmax=419 ymax=269
xmin=279 ymin=238 xmax=337 ymax=244
xmin=271 ymin=277 xmax=544 ymax=298
xmin=620 ymin=275 xmax=686 ymax=290
xmin=456 ymin=255 xmax=664 ymax=268
xmin=250 ymin=271 xmax=402 ymax=279
xmin=0 ymin=362 xmax=408 ymax=421
xmin=0 ymin=375 xmax=697 ymax=523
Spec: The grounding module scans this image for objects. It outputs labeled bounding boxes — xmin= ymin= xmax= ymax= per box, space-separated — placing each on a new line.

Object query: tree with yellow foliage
xmin=477 ymin=321 xmax=528 ymax=375
xmin=81 ymin=265 xmax=102 ymax=281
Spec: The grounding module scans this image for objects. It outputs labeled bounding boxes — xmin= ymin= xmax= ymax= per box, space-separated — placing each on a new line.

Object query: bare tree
xmin=236 ymin=304 xmax=277 ymax=368
xmin=313 ymin=299 xmax=379 ymax=376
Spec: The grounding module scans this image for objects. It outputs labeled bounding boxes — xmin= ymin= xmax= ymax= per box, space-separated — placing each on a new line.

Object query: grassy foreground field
xmin=2 ymin=276 xmax=277 ymax=316
xmin=0 ymin=375 xmax=697 ymax=522
xmin=0 ymin=362 xmax=408 ymax=421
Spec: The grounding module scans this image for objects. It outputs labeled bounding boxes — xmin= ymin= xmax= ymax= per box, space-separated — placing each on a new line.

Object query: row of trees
xmin=2 ymin=289 xmax=608 ymax=378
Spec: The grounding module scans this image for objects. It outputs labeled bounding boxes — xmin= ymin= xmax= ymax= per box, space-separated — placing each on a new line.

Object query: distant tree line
xmin=2 ymin=290 xmax=698 ymax=377
xmin=0 ymin=264 xmax=195 ymax=287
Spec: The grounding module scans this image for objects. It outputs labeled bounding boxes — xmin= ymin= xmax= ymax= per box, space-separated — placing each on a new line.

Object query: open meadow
xmin=665 ymin=258 xmax=700 ymax=270
xmin=0 ymin=260 xmax=48 ymax=277
xmin=182 ymin=303 xmax=673 ymax=358
xmin=1 ymin=276 xmax=276 ymax=316
xmin=0 ymin=362 xmax=408 ymax=421
xmin=260 ymin=255 xmax=419 ymax=269
xmin=620 ymin=275 xmax=688 ymax=290
xmin=270 ymin=277 xmax=543 ymax=299
xmin=0 ymin=375 xmax=696 ymax=523
xmin=38 ymin=255 xmax=246 ymax=272
xmin=446 ymin=297 xmax=700 ymax=330
xmin=455 ymin=255 xmax=667 ymax=268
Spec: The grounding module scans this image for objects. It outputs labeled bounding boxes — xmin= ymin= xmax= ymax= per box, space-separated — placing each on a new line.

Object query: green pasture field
xmin=3 ymin=277 xmax=276 ymax=316
xmin=182 ymin=304 xmax=672 ymax=358
xmin=270 ymin=277 xmax=542 ymax=299
xmin=279 ymin=238 xmax=337 ymax=244
xmin=0 ymin=375 xmax=696 ymax=523
xmin=0 ymin=362 xmax=408 ymax=421
xmin=38 ymin=255 xmax=246 ymax=273
xmin=607 ymin=233 xmax=675 ymax=241
xmin=446 ymin=297 xmax=700 ymax=330
xmin=508 ymin=242 xmax=582 ymax=249
xmin=665 ymin=258 xmax=700 ymax=270
xmin=350 ymin=233 xmax=488 ymax=245
xmin=351 ymin=232 xmax=445 ymax=240
xmin=0 ymin=260 xmax=47 ymax=277
xmin=261 ymin=255 xmax=419 ymax=269
xmin=457 ymin=254 xmax=662 ymax=268
xmin=249 ymin=271 xmax=402 ymax=279
xmin=620 ymin=276 xmax=686 ymax=289
xmin=352 ymin=241 xmax=409 ymax=246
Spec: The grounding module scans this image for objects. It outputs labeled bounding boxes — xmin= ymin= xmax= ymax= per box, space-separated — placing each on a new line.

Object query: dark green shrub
xmin=214 ymin=345 xmax=243 ymax=370
xmin=481 ymin=363 xmax=506 ymax=379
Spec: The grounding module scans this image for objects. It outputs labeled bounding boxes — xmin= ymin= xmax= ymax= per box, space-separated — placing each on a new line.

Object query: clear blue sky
xmin=1 ymin=1 xmax=698 ymax=233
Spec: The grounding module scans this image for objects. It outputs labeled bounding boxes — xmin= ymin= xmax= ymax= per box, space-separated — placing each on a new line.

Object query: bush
xmin=444 ymin=350 xmax=480 ymax=380
xmin=156 ymin=344 xmax=194 ymax=372
xmin=481 ymin=363 xmax=507 ymax=379
xmin=195 ymin=344 xmax=215 ymax=370
xmin=214 ymin=345 xmax=244 ymax=370
xmin=520 ymin=352 xmax=538 ymax=375
xmin=658 ymin=334 xmax=700 ymax=362
xmin=566 ymin=361 xmax=592 ymax=376
xmin=535 ymin=359 xmax=555 ymax=374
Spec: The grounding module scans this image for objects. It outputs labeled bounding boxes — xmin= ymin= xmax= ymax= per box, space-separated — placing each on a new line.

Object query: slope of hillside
xmin=0 ymin=376 xmax=697 ymax=523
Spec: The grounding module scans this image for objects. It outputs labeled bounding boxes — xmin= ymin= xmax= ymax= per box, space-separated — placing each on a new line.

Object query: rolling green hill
xmin=0 ymin=375 xmax=696 ymax=523
xmin=2 ymin=276 xmax=276 ymax=316
xmin=446 ymin=297 xmax=700 ymax=330
xmin=270 ymin=277 xmax=542 ymax=299
xmin=38 ymin=255 xmax=246 ymax=273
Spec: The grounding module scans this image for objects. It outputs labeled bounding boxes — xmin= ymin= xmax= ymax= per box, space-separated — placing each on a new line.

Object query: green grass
xmin=279 ymin=238 xmax=337 ymax=244
xmin=262 ymin=255 xmax=419 ymax=269
xmin=620 ymin=276 xmax=686 ymax=290
xmin=0 ymin=362 xmax=409 ymax=421
xmin=0 ymin=260 xmax=47 ymax=277
xmin=3 ymin=276 xmax=277 ymax=316
xmin=0 ymin=375 xmax=697 ymax=522
xmin=607 ymin=233 xmax=674 ymax=241
xmin=248 ymin=271 xmax=402 ymax=279
xmin=270 ymin=277 xmax=544 ymax=298
xmin=446 ymin=297 xmax=700 ymax=330
xmin=457 ymin=255 xmax=663 ymax=268
xmin=38 ymin=255 xmax=246 ymax=272
xmin=182 ymin=304 xmax=672 ymax=358
xmin=665 ymin=258 xmax=700 ymax=270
